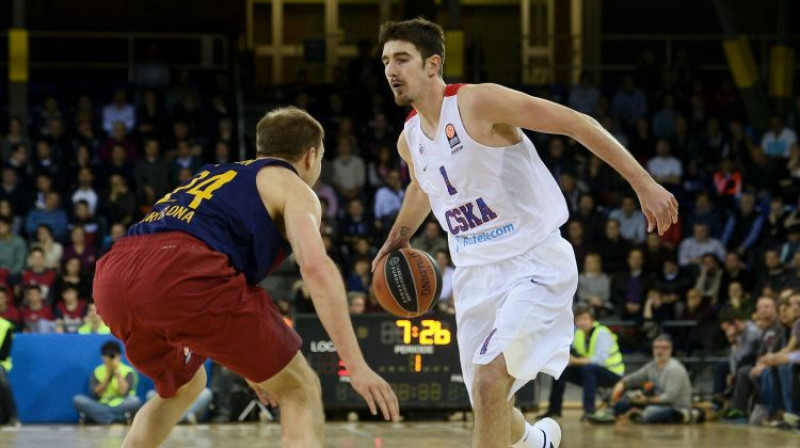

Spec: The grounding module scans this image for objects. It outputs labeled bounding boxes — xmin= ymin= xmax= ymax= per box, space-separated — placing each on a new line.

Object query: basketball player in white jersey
xmin=374 ymin=18 xmax=677 ymax=448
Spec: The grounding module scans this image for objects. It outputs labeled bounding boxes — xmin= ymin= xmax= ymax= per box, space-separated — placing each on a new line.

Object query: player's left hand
xmin=636 ymin=180 xmax=678 ymax=236
xmin=246 ymin=379 xmax=279 ymax=407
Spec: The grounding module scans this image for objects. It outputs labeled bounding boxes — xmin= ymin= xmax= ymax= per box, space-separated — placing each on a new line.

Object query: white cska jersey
xmin=404 ymin=84 xmax=569 ymax=267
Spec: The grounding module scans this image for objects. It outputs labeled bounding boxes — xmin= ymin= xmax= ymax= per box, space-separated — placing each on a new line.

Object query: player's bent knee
xmin=473 ymin=360 xmax=514 ymax=402
xmin=261 ymin=352 xmax=322 ymax=403
xmin=174 ymin=366 xmax=207 ymax=401
xmin=473 ymin=371 xmax=513 ymax=402
xmin=475 ymin=357 xmax=512 ymax=381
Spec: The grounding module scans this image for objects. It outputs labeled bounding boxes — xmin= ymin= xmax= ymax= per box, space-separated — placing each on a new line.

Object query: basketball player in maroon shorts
xmin=94 ymin=107 xmax=399 ymax=448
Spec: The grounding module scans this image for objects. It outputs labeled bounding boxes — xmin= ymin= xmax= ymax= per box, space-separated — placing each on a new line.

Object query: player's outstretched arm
xmin=278 ymin=175 xmax=400 ymax=421
xmin=460 ymin=83 xmax=678 ymax=236
xmin=372 ymin=132 xmax=432 ymax=271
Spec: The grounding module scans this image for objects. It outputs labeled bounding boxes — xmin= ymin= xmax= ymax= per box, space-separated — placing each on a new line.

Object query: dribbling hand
xmin=348 ymin=365 xmax=400 ymax=421
xmin=371 ymin=239 xmax=410 ymax=272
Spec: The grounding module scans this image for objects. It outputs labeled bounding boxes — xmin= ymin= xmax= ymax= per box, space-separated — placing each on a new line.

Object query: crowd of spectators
xmin=1 ymin=45 xmax=800 ymax=426
xmin=0 ymin=69 xmax=236 ymax=334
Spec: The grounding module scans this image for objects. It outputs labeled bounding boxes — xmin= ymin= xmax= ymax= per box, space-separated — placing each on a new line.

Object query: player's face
xmin=382 ymin=40 xmax=429 ymax=106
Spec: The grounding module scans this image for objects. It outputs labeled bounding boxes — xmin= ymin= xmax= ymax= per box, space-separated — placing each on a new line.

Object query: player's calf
xmin=472 ymin=357 xmax=515 ymax=448
xmin=258 ymin=353 xmax=324 ymax=448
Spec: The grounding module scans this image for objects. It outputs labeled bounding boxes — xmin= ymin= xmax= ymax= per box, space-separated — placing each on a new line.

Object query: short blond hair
xmin=256 ymin=107 xmax=324 ymax=161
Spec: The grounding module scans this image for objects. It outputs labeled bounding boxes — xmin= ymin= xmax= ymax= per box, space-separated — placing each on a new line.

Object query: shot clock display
xmin=296 ymin=314 xmax=538 ymax=411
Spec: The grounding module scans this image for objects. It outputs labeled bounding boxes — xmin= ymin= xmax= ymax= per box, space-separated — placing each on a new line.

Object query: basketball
xmin=371 ymin=248 xmax=443 ymax=318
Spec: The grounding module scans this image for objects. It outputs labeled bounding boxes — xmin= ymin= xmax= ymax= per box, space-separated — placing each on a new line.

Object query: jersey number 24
xmin=155 ymin=170 xmax=238 ymax=209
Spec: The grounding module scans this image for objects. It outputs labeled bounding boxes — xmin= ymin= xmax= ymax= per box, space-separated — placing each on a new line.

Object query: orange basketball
xmin=371 ymin=248 xmax=443 ymax=318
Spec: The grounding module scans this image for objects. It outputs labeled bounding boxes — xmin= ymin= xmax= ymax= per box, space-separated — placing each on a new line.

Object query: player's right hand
xmin=371 ymin=239 xmax=410 ymax=272
xmin=348 ymin=365 xmax=400 ymax=421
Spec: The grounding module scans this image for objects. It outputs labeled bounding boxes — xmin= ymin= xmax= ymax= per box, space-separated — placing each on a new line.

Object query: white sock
xmin=511 ymin=422 xmax=545 ymax=448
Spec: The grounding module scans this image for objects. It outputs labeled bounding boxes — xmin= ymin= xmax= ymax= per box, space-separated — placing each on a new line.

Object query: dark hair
xmin=573 ymin=305 xmax=595 ymax=319
xmin=101 ymin=341 xmax=122 ymax=357
xmin=36 ymin=224 xmax=53 ymax=237
xmin=378 ymin=17 xmax=446 ymax=76
xmin=61 ymin=284 xmax=79 ymax=295
xmin=719 ymin=307 xmax=742 ymax=324
xmin=63 ymin=255 xmax=83 ymax=271
xmin=653 ymin=333 xmax=673 ymax=346
xmin=256 ymin=107 xmax=324 ymax=161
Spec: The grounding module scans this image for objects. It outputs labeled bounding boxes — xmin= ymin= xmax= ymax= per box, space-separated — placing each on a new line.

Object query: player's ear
xmin=304 ymin=146 xmax=318 ymax=168
xmin=428 ymin=55 xmax=442 ymax=77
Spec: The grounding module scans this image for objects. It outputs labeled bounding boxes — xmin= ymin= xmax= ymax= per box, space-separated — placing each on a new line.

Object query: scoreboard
xmin=295 ymin=314 xmax=537 ymax=411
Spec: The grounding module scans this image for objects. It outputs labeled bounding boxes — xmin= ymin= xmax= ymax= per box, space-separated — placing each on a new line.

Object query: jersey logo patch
xmin=419 ymin=144 xmax=425 ymax=155
xmin=445 ymin=124 xmax=461 ymax=149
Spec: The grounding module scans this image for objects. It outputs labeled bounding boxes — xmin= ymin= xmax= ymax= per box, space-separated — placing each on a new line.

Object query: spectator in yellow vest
xmin=0 ymin=316 xmax=19 ymax=425
xmin=540 ymin=306 xmax=624 ymax=419
xmin=77 ymin=304 xmax=111 ymax=335
xmin=72 ymin=341 xmax=141 ymax=424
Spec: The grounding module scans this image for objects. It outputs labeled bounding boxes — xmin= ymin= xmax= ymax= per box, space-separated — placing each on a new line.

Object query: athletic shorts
xmin=453 ymin=230 xmax=578 ymax=404
xmin=94 ymin=232 xmax=302 ymax=398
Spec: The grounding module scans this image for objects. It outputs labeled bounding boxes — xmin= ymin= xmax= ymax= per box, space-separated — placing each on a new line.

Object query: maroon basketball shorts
xmin=94 ymin=231 xmax=302 ymax=398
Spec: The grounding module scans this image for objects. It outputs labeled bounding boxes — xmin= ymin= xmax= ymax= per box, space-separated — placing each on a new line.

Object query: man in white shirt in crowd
xmin=331 ymin=137 xmax=366 ymax=201
xmin=761 ymin=115 xmax=797 ymax=159
xmin=609 ymin=196 xmax=647 ymax=245
xmin=373 ymin=170 xmax=405 ymax=235
xmin=678 ymin=223 xmax=727 ymax=268
xmin=102 ymin=89 xmax=136 ymax=135
xmin=646 ymin=139 xmax=683 ymax=188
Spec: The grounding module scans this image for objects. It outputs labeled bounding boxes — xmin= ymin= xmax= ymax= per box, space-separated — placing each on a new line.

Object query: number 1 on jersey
xmin=439 ymin=166 xmax=458 ymax=195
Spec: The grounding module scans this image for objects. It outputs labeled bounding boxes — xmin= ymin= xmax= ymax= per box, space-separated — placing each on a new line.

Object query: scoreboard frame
xmin=295 ymin=313 xmax=537 ymax=411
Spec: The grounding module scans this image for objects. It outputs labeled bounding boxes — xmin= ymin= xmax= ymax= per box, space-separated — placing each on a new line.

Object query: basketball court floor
xmin=1 ymin=412 xmax=796 ymax=448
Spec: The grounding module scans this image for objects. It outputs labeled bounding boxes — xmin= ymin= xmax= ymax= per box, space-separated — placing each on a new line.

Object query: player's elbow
xmin=299 ymin=257 xmax=337 ymax=284
xmin=563 ymin=111 xmax=600 ymax=139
